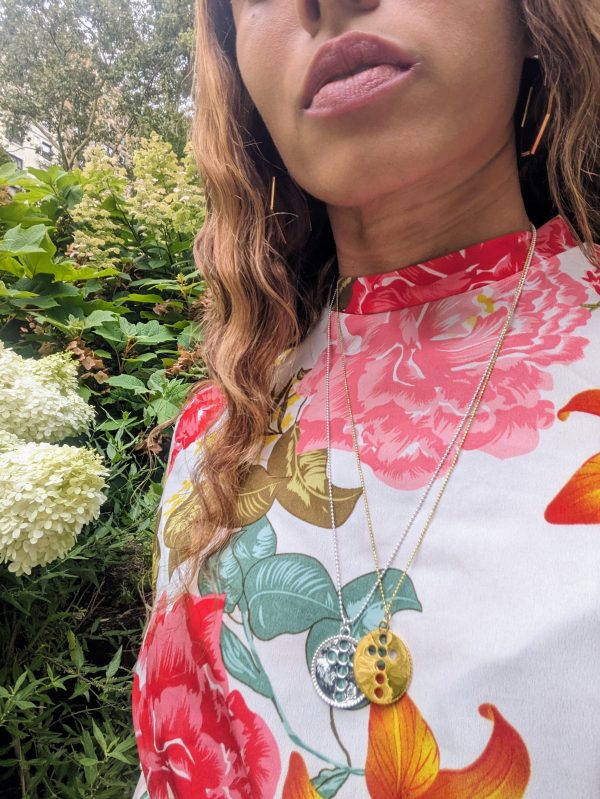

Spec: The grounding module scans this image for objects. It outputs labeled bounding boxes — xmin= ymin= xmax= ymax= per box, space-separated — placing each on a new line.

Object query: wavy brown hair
xmin=161 ymin=0 xmax=600 ymax=596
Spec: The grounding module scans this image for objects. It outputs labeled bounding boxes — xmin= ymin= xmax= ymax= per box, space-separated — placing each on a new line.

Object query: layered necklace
xmin=310 ymin=223 xmax=538 ymax=709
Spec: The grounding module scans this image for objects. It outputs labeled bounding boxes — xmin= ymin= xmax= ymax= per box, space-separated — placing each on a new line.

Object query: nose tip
xmin=295 ymin=0 xmax=381 ymax=36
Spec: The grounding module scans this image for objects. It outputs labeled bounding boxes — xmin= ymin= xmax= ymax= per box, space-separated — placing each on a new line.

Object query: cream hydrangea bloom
xmin=0 ymin=433 xmax=109 ymax=576
xmin=0 ymin=344 xmax=95 ymax=442
xmin=68 ymin=143 xmax=128 ymax=268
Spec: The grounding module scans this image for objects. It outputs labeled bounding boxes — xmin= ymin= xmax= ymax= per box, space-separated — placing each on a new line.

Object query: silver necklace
xmin=310 ymin=223 xmax=537 ymax=708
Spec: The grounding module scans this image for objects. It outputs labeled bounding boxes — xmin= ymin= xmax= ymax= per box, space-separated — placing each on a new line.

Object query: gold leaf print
xmin=233 ymin=465 xmax=287 ymax=527
xmin=274 ymin=425 xmax=362 ymax=528
xmin=163 ymin=491 xmax=202 ymax=579
xmin=268 ymin=424 xmax=297 ymax=478
xmin=151 ymin=508 xmax=161 ymax=591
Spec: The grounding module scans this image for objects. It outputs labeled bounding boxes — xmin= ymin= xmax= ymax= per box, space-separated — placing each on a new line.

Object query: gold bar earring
xmin=269 ymin=175 xmax=276 ymax=211
xmin=520 ymin=86 xmax=554 ymax=158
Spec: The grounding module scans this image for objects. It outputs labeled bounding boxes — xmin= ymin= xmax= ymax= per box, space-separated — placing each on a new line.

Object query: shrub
xmin=0 ymin=134 xmax=206 ymax=797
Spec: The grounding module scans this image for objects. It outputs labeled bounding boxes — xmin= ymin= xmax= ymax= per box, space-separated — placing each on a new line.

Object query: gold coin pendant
xmin=353 ymin=627 xmax=413 ymax=705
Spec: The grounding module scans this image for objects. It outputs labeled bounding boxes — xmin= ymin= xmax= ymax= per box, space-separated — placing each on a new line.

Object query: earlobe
xmin=523 ymin=36 xmax=539 ymax=61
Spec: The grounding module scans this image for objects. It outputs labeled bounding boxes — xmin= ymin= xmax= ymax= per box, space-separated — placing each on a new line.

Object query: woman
xmin=131 ymin=0 xmax=600 ymax=796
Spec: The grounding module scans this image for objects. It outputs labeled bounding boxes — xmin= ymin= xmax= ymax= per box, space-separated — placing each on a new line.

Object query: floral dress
xmin=131 ymin=215 xmax=600 ymax=799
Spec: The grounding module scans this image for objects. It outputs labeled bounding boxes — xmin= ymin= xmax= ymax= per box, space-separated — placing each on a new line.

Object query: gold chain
xmin=333 ymin=223 xmax=537 ymax=624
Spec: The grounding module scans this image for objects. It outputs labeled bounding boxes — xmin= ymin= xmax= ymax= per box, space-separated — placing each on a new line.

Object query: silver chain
xmin=324 ymin=223 xmax=537 ymax=630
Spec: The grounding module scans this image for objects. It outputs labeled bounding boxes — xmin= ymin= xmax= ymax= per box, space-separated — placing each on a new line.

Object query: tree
xmin=0 ymin=0 xmax=194 ymax=169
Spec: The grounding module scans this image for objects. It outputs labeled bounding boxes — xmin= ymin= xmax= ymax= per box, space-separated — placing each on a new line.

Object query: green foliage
xmin=0 ymin=0 xmax=194 ymax=168
xmin=0 ymin=134 xmax=207 ymax=797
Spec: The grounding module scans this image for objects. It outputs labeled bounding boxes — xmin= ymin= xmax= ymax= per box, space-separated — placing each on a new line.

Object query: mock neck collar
xmin=334 ymin=215 xmax=576 ymax=315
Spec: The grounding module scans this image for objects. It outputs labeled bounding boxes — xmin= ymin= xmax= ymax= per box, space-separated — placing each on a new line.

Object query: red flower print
xmin=583 ymin=269 xmax=600 ymax=297
xmin=132 ymin=592 xmax=280 ymax=799
xmin=297 ymin=233 xmax=590 ymax=489
xmin=167 ymin=384 xmax=226 ymax=477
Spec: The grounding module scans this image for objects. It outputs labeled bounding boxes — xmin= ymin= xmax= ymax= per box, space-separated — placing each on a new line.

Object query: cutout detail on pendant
xmin=311 ymin=634 xmax=368 ymax=709
xmin=354 ymin=628 xmax=412 ymax=704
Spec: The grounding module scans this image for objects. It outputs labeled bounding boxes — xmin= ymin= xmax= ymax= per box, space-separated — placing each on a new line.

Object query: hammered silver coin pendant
xmin=310 ymin=633 xmax=368 ymax=709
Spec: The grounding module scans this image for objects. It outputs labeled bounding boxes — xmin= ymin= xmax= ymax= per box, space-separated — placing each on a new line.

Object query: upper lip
xmin=301 ymin=31 xmax=417 ymax=110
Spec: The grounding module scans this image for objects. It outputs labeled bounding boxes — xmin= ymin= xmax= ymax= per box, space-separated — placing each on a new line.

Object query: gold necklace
xmin=312 ymin=223 xmax=537 ymax=709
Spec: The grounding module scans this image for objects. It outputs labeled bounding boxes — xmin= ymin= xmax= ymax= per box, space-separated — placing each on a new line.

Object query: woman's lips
xmin=300 ymin=32 xmax=419 ymax=119
xmin=306 ymin=63 xmax=415 ymax=117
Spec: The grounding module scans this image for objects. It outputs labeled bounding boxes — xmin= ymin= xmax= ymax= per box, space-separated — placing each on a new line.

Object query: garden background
xmin=0 ymin=1 xmax=207 ymax=795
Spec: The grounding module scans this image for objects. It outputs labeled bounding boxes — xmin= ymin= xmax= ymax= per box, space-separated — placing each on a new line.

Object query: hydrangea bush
xmin=0 ymin=135 xmax=207 ymax=798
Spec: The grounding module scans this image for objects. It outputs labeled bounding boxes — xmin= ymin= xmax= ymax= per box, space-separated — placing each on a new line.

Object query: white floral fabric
xmin=131 ymin=215 xmax=600 ymax=799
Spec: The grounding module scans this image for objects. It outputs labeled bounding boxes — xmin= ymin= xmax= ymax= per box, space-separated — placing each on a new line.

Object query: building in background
xmin=1 ymin=122 xmax=58 ymax=170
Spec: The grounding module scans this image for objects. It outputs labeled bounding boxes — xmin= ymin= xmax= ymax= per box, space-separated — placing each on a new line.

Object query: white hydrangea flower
xmin=0 ymin=344 xmax=95 ymax=442
xmin=0 ymin=429 xmax=23 ymax=451
xmin=0 ymin=439 xmax=109 ymax=576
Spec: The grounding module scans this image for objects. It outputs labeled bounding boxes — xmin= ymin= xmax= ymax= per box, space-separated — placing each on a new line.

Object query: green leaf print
xmin=231 ymin=517 xmax=277 ymax=576
xmin=246 ymin=554 xmax=338 ymax=640
xmin=311 ymin=767 xmax=351 ymax=797
xmin=342 ymin=568 xmax=422 ymax=633
xmin=220 ymin=624 xmax=273 ymax=699
xmin=197 ymin=518 xmax=276 ymax=613
xmin=198 ymin=547 xmax=243 ymax=613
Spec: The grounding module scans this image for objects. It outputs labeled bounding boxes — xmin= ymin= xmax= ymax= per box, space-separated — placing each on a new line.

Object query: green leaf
xmin=78 ymin=757 xmax=98 ymax=767
xmin=28 ymin=165 xmax=67 ymax=185
xmin=93 ymin=320 xmax=127 ymax=345
xmin=0 ymin=281 xmax=38 ymax=298
xmin=312 ymin=767 xmax=351 ymax=798
xmin=106 ymin=375 xmax=148 ymax=393
xmin=105 ymin=646 xmax=122 ymax=679
xmin=119 ymin=317 xmax=175 ymax=344
xmin=177 ymin=321 xmax=202 ymax=348
xmin=123 ymin=352 xmax=156 ymax=364
xmin=114 ymin=293 xmax=164 ymax=304
xmin=146 ymin=397 xmax=182 ymax=425
xmin=82 ymin=310 xmax=120 ymax=330
xmin=14 ymin=699 xmax=37 ymax=710
xmin=147 ymin=369 xmax=168 ymax=394
xmin=220 ymin=624 xmax=272 ymax=698
xmin=0 ymin=161 xmax=26 ymax=184
xmin=246 ymin=554 xmax=338 ymax=640
xmin=70 ymin=680 xmax=90 ymax=700
xmin=0 ymin=223 xmax=50 ymax=254
xmin=107 ymin=749 xmax=134 ymax=764
xmin=0 ymin=203 xmax=52 ymax=227
xmin=0 ymin=254 xmax=25 ymax=277
xmin=91 ymin=721 xmax=107 ymax=752
xmin=66 ymin=630 xmax=84 ymax=669
xmin=81 ymin=730 xmax=96 ymax=758
xmin=34 ymin=260 xmax=118 ymax=282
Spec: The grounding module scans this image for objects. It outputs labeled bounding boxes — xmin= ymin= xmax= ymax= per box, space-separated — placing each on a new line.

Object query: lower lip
xmin=305 ymin=63 xmax=416 ymax=118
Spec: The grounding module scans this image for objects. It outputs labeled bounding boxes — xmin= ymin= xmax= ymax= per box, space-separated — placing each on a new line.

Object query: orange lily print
xmin=282 ymin=694 xmax=530 ymax=798
xmin=545 ymin=389 xmax=600 ymax=524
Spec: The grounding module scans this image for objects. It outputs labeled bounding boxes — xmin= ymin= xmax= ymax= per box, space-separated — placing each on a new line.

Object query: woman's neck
xmin=327 ymin=137 xmax=530 ymax=279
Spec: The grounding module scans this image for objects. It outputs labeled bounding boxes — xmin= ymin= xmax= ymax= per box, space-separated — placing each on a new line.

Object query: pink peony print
xmin=132 ymin=591 xmax=280 ymax=799
xmin=583 ymin=269 xmax=600 ymax=296
xmin=342 ymin=229 xmax=534 ymax=315
xmin=296 ymin=229 xmax=591 ymax=489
